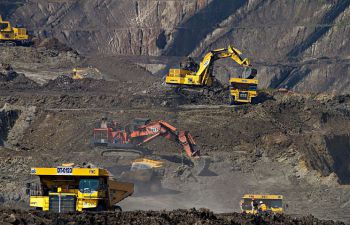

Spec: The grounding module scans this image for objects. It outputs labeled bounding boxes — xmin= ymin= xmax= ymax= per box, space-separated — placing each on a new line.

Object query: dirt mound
xmin=0 ymin=107 xmax=19 ymax=146
xmin=0 ymin=64 xmax=39 ymax=90
xmin=0 ymin=208 xmax=345 ymax=225
xmin=0 ymin=64 xmax=18 ymax=82
xmin=33 ymin=38 xmax=73 ymax=52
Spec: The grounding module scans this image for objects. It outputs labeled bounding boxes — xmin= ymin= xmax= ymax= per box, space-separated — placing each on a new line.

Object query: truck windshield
xmin=231 ymin=83 xmax=257 ymax=91
xmin=79 ymin=179 xmax=99 ymax=193
xmin=241 ymin=198 xmax=283 ymax=210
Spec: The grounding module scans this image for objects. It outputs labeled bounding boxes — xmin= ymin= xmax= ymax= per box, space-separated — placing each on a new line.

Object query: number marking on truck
xmin=57 ymin=167 xmax=73 ymax=175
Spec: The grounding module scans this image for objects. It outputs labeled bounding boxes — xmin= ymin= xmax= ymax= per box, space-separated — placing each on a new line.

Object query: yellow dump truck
xmin=240 ymin=194 xmax=284 ymax=214
xmin=27 ymin=165 xmax=134 ymax=212
xmin=229 ymin=78 xmax=258 ymax=104
xmin=0 ymin=15 xmax=31 ymax=46
xmin=120 ymin=158 xmax=165 ymax=193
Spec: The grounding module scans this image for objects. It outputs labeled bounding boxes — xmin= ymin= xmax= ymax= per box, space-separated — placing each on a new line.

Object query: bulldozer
xmin=27 ymin=164 xmax=134 ymax=212
xmin=0 ymin=15 xmax=31 ymax=46
xmin=119 ymin=158 xmax=164 ymax=194
xmin=239 ymin=194 xmax=284 ymax=214
xmin=165 ymin=45 xmax=258 ymax=104
xmin=71 ymin=67 xmax=104 ymax=80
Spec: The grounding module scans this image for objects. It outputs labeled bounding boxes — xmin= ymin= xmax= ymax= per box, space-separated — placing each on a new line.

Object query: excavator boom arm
xmin=195 ymin=45 xmax=252 ymax=84
xmin=129 ymin=120 xmax=200 ymax=157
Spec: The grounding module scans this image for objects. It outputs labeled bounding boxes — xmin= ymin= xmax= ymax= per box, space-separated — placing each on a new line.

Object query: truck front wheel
xmin=229 ymin=95 xmax=235 ymax=105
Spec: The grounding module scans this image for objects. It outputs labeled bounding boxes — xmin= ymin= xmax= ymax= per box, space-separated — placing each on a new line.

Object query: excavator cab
xmin=0 ymin=22 xmax=9 ymax=30
xmin=180 ymin=57 xmax=199 ymax=72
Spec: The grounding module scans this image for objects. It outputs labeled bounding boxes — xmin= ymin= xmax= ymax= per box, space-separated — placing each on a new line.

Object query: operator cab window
xmin=79 ymin=178 xmax=99 ymax=193
xmin=241 ymin=199 xmax=253 ymax=210
xmin=131 ymin=163 xmax=152 ymax=171
xmin=0 ymin=23 xmax=9 ymax=30
xmin=231 ymin=83 xmax=257 ymax=91
xmin=266 ymin=199 xmax=283 ymax=209
xmin=248 ymin=85 xmax=257 ymax=91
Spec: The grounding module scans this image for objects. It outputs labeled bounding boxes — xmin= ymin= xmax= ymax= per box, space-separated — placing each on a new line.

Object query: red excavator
xmin=92 ymin=118 xmax=200 ymax=158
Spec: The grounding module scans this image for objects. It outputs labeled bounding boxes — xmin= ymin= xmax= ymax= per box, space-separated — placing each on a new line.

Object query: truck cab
xmin=229 ymin=78 xmax=258 ymax=104
xmin=28 ymin=166 xmax=133 ymax=212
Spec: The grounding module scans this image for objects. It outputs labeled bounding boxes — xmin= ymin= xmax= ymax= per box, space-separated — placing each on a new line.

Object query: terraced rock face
xmin=7 ymin=0 xmax=210 ymax=56
xmin=2 ymin=0 xmax=350 ymax=94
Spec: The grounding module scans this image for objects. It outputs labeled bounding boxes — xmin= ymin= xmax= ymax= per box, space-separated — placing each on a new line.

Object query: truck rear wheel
xmin=5 ymin=41 xmax=16 ymax=46
xmin=113 ymin=205 xmax=122 ymax=212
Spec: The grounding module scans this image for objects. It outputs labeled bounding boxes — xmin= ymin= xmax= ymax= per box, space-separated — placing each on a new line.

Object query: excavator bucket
xmin=192 ymin=156 xmax=211 ymax=176
xmin=241 ymin=67 xmax=257 ymax=79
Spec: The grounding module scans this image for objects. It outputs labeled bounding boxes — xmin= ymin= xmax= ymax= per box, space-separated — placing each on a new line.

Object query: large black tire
xmin=113 ymin=205 xmax=122 ymax=212
xmin=96 ymin=201 xmax=107 ymax=212
xmin=5 ymin=41 xmax=16 ymax=46
xmin=229 ymin=95 xmax=235 ymax=105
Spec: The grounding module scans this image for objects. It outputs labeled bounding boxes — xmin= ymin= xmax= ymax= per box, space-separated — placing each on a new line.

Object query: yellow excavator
xmin=165 ymin=45 xmax=258 ymax=104
xmin=0 ymin=15 xmax=31 ymax=46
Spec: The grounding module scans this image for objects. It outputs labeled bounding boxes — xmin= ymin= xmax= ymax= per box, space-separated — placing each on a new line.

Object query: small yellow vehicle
xmin=72 ymin=67 xmax=104 ymax=80
xmin=229 ymin=78 xmax=258 ymax=104
xmin=27 ymin=165 xmax=134 ymax=212
xmin=240 ymin=194 xmax=284 ymax=214
xmin=0 ymin=15 xmax=31 ymax=46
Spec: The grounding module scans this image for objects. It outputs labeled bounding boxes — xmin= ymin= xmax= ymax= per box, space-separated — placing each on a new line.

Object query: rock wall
xmin=2 ymin=0 xmax=350 ymax=93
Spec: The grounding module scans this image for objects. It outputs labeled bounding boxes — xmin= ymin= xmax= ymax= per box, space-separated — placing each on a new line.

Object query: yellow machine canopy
xmin=241 ymin=194 xmax=284 ymax=213
xmin=31 ymin=167 xmax=109 ymax=177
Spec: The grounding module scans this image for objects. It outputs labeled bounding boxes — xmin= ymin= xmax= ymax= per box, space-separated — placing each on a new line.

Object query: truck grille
xmin=49 ymin=195 xmax=76 ymax=213
xmin=239 ymin=92 xmax=248 ymax=100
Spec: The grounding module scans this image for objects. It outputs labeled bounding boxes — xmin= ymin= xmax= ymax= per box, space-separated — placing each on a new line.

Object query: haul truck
xmin=240 ymin=194 xmax=284 ymax=214
xmin=229 ymin=78 xmax=258 ymax=104
xmin=27 ymin=165 xmax=134 ymax=212
xmin=120 ymin=158 xmax=165 ymax=193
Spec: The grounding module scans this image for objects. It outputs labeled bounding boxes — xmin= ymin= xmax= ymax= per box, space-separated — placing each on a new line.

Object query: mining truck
xmin=119 ymin=158 xmax=165 ymax=194
xmin=27 ymin=165 xmax=134 ymax=212
xmin=239 ymin=194 xmax=284 ymax=214
xmin=229 ymin=78 xmax=258 ymax=104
